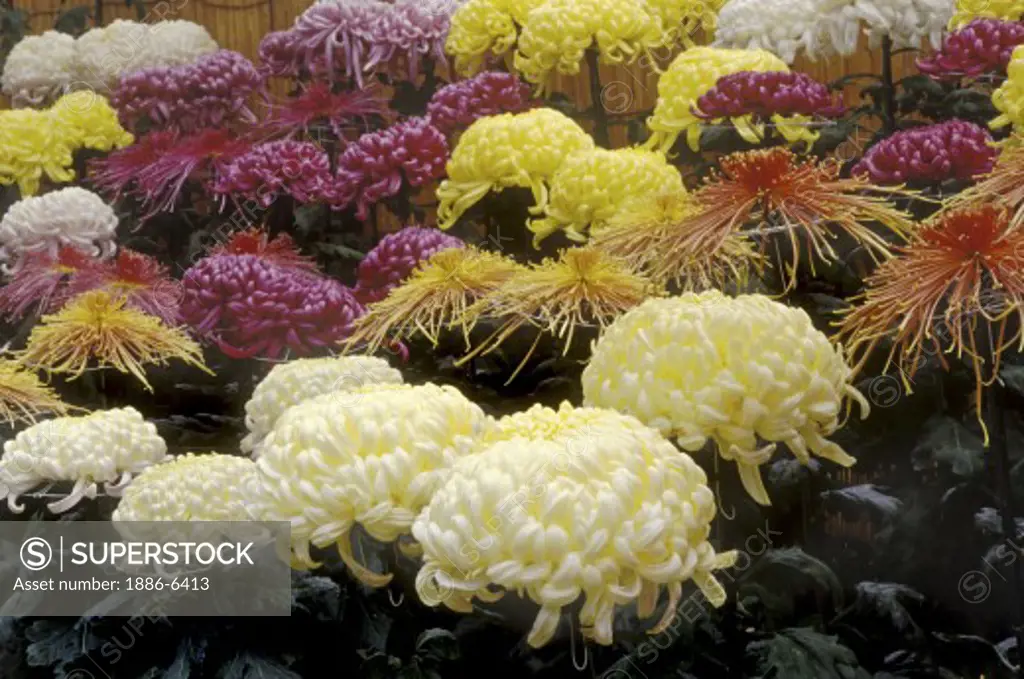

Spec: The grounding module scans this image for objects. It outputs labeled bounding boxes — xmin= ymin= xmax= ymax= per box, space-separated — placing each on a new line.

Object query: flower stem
xmin=586 ymin=50 xmax=611 ymax=148
xmin=880 ymin=35 xmax=897 ymax=137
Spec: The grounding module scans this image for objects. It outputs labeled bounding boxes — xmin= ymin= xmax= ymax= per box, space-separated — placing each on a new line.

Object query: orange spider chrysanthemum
xmin=18 ymin=290 xmax=214 ymax=391
xmin=948 ymin=138 xmax=1024 ymax=229
xmin=837 ymin=204 xmax=1024 ymax=443
xmin=0 ymin=358 xmax=78 ymax=426
xmin=206 ymin=227 xmax=317 ymax=271
xmin=674 ymin=148 xmax=918 ymax=290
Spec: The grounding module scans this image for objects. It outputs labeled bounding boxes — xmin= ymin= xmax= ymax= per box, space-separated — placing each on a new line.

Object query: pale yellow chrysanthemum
xmin=250 ymin=383 xmax=492 ymax=585
xmin=240 ymin=355 xmax=404 ymax=457
xmin=527 ymin=147 xmax=685 ymax=245
xmin=0 ymin=109 xmax=75 ymax=197
xmin=18 ymin=290 xmax=214 ymax=392
xmin=0 ymin=358 xmax=77 ymax=427
xmin=413 ymin=401 xmax=737 ymax=648
xmin=581 ymin=291 xmax=870 ymax=506
xmin=48 ymin=91 xmax=135 ymax=152
xmin=950 ymin=0 xmax=1024 ymax=28
xmin=437 ymin=108 xmax=595 ymax=229
xmin=645 ymin=46 xmax=790 ymax=152
xmin=0 ymin=406 xmax=167 ymax=513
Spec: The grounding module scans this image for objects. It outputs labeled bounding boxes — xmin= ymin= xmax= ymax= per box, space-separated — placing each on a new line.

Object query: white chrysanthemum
xmin=139 ymin=20 xmax=218 ymax=70
xmin=0 ymin=187 xmax=118 ymax=268
xmin=581 ymin=291 xmax=870 ymax=506
xmin=0 ymin=407 xmax=167 ymax=514
xmin=413 ymin=402 xmax=737 ymax=648
xmin=73 ymin=20 xmax=151 ymax=91
xmin=854 ymin=0 xmax=953 ymax=51
xmin=1 ymin=31 xmax=76 ymax=107
xmin=240 ymin=355 xmax=404 ymax=457
xmin=251 ymin=383 xmax=492 ymax=585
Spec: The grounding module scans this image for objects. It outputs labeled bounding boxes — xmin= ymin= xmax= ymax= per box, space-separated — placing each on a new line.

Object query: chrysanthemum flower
xmin=0 ymin=247 xmax=98 ymax=320
xmin=0 ymin=358 xmax=75 ymax=427
xmin=240 ymin=355 xmax=404 ymax=456
xmin=363 ymin=0 xmax=459 ymax=81
xmin=205 ymin=228 xmax=318 ymax=272
xmin=19 ymin=290 xmax=213 ymax=392
xmin=0 ymin=187 xmax=117 ymax=269
xmin=329 ymin=117 xmax=449 ymax=221
xmin=178 ymin=255 xmax=365 ymax=360
xmin=527 ymin=147 xmax=684 ymax=245
xmin=851 ymin=120 xmax=997 ymax=185
xmin=140 ymin=20 xmax=219 ymax=70
xmin=1 ymin=31 xmax=75 ymax=107
xmin=73 ymin=20 xmax=152 ymax=91
xmin=0 ymin=406 xmax=166 ymax=513
xmin=413 ymin=401 xmax=737 ymax=647
xmin=445 ymin=0 xmax=523 ymax=76
xmin=436 ymin=108 xmax=595 ymax=229
xmin=427 ymin=71 xmax=534 ymax=135
xmin=111 ymin=452 xmax=260 ymax=522
xmin=257 ymin=30 xmax=304 ymax=77
xmin=918 ymin=19 xmax=1024 ymax=79
xmin=950 ymin=135 xmax=1024 ymax=228
xmin=591 ymin=189 xmax=761 ymax=289
xmin=0 ymin=109 xmax=75 ymax=197
xmin=950 ymin=0 xmax=1024 ymax=28
xmin=837 ymin=204 xmax=1024 ymax=443
xmin=354 ymin=226 xmax=465 ymax=304
xmin=87 ymin=130 xmax=178 ymax=203
xmin=853 ymin=0 xmax=953 ymax=52
xmin=47 ymin=91 xmax=135 ymax=152
xmin=211 ymin=140 xmax=333 ymax=210
xmin=251 ymin=382 xmax=491 ymax=583
xmin=260 ymin=82 xmax=386 ymax=139
xmin=345 ymin=246 xmax=522 ymax=353
xmin=582 ymin=291 xmax=870 ymax=506
xmin=66 ymin=249 xmax=182 ymax=326
xmin=992 ymin=45 xmax=1024 ymax=133
xmin=645 ymin=47 xmax=790 ymax=153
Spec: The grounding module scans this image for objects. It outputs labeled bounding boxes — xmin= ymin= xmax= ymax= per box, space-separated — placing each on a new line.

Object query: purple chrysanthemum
xmin=851 ymin=119 xmax=998 ymax=185
xmin=354 ymin=226 xmax=465 ymax=303
xmin=918 ymin=19 xmax=1024 ymax=79
xmin=211 ymin=140 xmax=333 ymax=209
xmin=112 ymin=50 xmax=265 ymax=133
xmin=329 ymin=117 xmax=449 ymax=221
xmin=694 ymin=71 xmax=845 ymax=120
xmin=363 ymin=0 xmax=454 ymax=81
xmin=257 ymin=30 xmax=303 ymax=77
xmin=426 ymin=71 xmax=533 ymax=134
xmin=178 ymin=254 xmax=365 ymax=359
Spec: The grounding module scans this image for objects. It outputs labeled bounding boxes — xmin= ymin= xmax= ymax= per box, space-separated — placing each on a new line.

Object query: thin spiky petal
xmin=948 ymin=136 xmax=1024 ymax=229
xmin=0 ymin=358 xmax=78 ymax=426
xmin=66 ymin=249 xmax=183 ymax=325
xmin=205 ymin=227 xmax=318 ymax=271
xmin=259 ymin=82 xmax=387 ymax=139
xmin=0 ymin=247 xmax=97 ymax=320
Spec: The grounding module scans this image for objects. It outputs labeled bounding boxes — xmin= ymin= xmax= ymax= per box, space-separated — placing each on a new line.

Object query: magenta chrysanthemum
xmin=363 ymin=0 xmax=455 ymax=81
xmin=694 ymin=71 xmax=845 ymax=120
xmin=112 ymin=50 xmax=265 ymax=133
xmin=257 ymin=30 xmax=303 ymax=77
xmin=851 ymin=119 xmax=998 ymax=185
xmin=211 ymin=141 xmax=333 ymax=210
xmin=330 ymin=117 xmax=449 ymax=220
xmin=354 ymin=226 xmax=465 ymax=303
xmin=426 ymin=71 xmax=533 ymax=135
xmin=178 ymin=255 xmax=365 ymax=359
xmin=260 ymin=82 xmax=387 ymax=139
xmin=918 ymin=19 xmax=1024 ymax=79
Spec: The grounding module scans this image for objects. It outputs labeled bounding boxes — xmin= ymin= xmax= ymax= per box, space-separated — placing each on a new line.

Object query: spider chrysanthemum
xmin=0 ymin=359 xmax=75 ymax=427
xmin=951 ymin=137 xmax=1024 ymax=229
xmin=18 ymin=290 xmax=213 ymax=392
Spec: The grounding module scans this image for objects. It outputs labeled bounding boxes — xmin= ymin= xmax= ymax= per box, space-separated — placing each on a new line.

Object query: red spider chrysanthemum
xmin=205 ymin=227 xmax=318 ymax=272
xmin=259 ymin=82 xmax=387 ymax=139
xmin=0 ymin=246 xmax=96 ymax=320
xmin=88 ymin=131 xmax=178 ymax=202
xmin=838 ymin=204 xmax=1024 ymax=443
xmin=66 ymin=249 xmax=182 ymax=326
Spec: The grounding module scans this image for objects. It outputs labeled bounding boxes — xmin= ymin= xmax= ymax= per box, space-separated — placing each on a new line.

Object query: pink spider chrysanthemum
xmin=211 ymin=140 xmax=333 ymax=210
xmin=0 ymin=247 xmax=96 ymax=320
xmin=259 ymin=82 xmax=387 ymax=139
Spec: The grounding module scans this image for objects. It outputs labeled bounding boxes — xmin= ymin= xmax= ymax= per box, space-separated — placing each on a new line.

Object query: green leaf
xmin=53 ymin=6 xmax=91 ymax=36
xmin=217 ymin=653 xmax=301 ymax=679
xmin=910 ymin=414 xmax=984 ymax=477
xmin=313 ymin=242 xmax=364 ymax=260
xmin=415 ymin=629 xmax=459 ymax=663
xmin=819 ymin=485 xmax=903 ymax=521
xmin=293 ymin=203 xmax=327 ymax=236
xmin=23 ymin=621 xmax=81 ymax=668
xmin=1001 ymin=364 xmax=1024 ymax=397
xmin=848 ymin=582 xmax=925 ymax=638
xmin=291 ymin=572 xmax=344 ymax=620
xmin=739 ymin=547 xmax=844 ymax=622
xmin=747 ymin=628 xmax=869 ymax=679
xmin=897 ymin=74 xmax=947 ymax=99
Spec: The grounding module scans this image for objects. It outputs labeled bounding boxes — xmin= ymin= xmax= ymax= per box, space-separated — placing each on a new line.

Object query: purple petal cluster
xmin=112 ymin=50 xmax=264 ymax=133
xmin=851 ymin=119 xmax=998 ymax=185
xmin=426 ymin=71 xmax=533 ymax=135
xmin=354 ymin=226 xmax=465 ymax=303
xmin=178 ymin=254 xmax=365 ymax=359
xmin=211 ymin=141 xmax=332 ymax=209
xmin=330 ymin=117 xmax=449 ymax=221
xmin=918 ymin=19 xmax=1024 ymax=79
xmin=694 ymin=71 xmax=845 ymax=120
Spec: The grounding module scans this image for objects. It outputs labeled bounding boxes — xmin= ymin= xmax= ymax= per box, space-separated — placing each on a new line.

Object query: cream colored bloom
xmin=140 ymin=20 xmax=218 ymax=70
xmin=251 ymin=383 xmax=492 ymax=585
xmin=0 ymin=407 xmax=167 ymax=513
xmin=581 ymin=291 xmax=869 ymax=506
xmin=413 ymin=402 xmax=736 ymax=648
xmin=240 ymin=355 xmax=404 ymax=457
xmin=0 ymin=187 xmax=117 ymax=267
xmin=73 ymin=20 xmax=151 ymax=91
xmin=1 ymin=31 xmax=76 ymax=107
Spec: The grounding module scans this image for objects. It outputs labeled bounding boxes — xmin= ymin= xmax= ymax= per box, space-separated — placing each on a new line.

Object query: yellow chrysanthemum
xmin=437 ymin=108 xmax=595 ymax=229
xmin=240 ymin=355 xmax=404 ymax=457
xmin=446 ymin=0 xmax=522 ymax=76
xmin=48 ymin=91 xmax=134 ymax=152
xmin=992 ymin=44 xmax=1024 ymax=134
xmin=18 ymin=290 xmax=213 ymax=392
xmin=251 ymin=383 xmax=492 ymax=585
xmin=581 ymin=291 xmax=870 ymax=506
xmin=645 ymin=47 xmax=790 ymax=152
xmin=0 ymin=358 xmax=77 ymax=427
xmin=0 ymin=406 xmax=167 ymax=513
xmin=413 ymin=401 xmax=737 ymax=648
xmin=0 ymin=109 xmax=75 ymax=196
xmin=527 ymin=147 xmax=685 ymax=245
xmin=950 ymin=0 xmax=1024 ymax=28
xmin=646 ymin=0 xmax=723 ymax=46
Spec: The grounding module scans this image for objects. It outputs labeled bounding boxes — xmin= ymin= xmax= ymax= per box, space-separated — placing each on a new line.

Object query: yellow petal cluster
xmin=646 ymin=0 xmax=723 ymax=46
xmin=992 ymin=45 xmax=1024 ymax=133
xmin=581 ymin=291 xmax=869 ymax=506
xmin=0 ymin=406 xmax=167 ymax=514
xmin=437 ymin=108 xmax=595 ymax=229
xmin=240 ymin=355 xmax=404 ymax=457
xmin=413 ymin=401 xmax=736 ymax=648
xmin=527 ymin=147 xmax=684 ymax=245
xmin=950 ymin=0 xmax=1024 ymax=27
xmin=0 ymin=359 xmax=75 ymax=427
xmin=446 ymin=0 xmax=540 ymax=76
xmin=251 ymin=383 xmax=492 ymax=585
xmin=645 ymin=47 xmax=790 ymax=153
xmin=112 ymin=452 xmax=260 ymax=522
xmin=47 ymin=91 xmax=135 ymax=152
